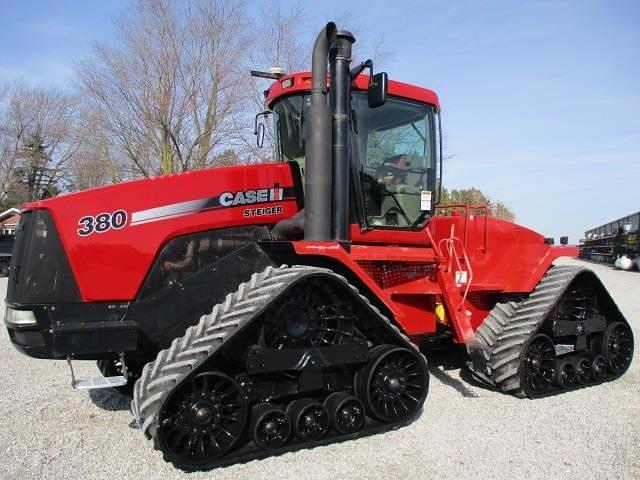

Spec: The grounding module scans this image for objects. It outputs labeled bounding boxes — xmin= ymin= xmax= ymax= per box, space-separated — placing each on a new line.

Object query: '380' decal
xmin=77 ymin=210 xmax=128 ymax=236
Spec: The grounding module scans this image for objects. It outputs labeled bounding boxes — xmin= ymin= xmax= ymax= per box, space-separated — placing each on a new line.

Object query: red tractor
xmin=5 ymin=23 xmax=633 ymax=470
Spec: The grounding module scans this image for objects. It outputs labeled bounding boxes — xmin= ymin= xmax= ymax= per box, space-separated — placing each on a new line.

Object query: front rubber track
xmin=131 ymin=264 xmax=426 ymax=466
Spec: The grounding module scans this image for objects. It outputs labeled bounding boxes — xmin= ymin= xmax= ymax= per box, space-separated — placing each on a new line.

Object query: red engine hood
xmin=23 ymin=162 xmax=299 ymax=301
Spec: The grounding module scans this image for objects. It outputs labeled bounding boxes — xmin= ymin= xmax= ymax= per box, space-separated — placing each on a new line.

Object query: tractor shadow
xmin=421 ymin=345 xmax=495 ymax=398
xmin=88 ymin=388 xmax=132 ymax=412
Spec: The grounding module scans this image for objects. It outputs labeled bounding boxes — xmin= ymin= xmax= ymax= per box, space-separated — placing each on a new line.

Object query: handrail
xmin=435 ymin=204 xmax=489 ymax=253
xmin=438 ymin=234 xmax=474 ymax=311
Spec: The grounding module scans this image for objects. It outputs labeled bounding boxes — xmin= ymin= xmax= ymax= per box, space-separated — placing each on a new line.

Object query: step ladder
xmin=67 ymin=356 xmax=128 ymax=390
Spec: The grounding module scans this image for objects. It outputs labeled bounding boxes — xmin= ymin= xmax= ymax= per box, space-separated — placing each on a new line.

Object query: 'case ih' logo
xmin=219 ymin=187 xmax=284 ymax=207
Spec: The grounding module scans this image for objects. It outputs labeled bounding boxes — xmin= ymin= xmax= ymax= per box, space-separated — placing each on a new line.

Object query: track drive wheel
xmin=261 ymin=280 xmax=354 ymax=349
xmin=286 ymin=399 xmax=329 ymax=442
xmin=355 ymin=344 xmax=428 ymax=423
xmin=250 ymin=403 xmax=291 ymax=450
xmin=553 ymin=359 xmax=577 ymax=389
xmin=156 ymin=371 xmax=247 ymax=469
xmin=601 ymin=321 xmax=634 ymax=374
xmin=520 ymin=334 xmax=556 ymax=396
xmin=324 ymin=392 xmax=366 ymax=435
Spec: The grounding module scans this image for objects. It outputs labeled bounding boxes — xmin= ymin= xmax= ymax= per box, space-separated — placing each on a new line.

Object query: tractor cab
xmin=264 ymin=71 xmax=441 ymax=231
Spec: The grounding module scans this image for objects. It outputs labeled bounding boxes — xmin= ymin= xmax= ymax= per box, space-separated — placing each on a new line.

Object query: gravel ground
xmin=0 ymin=257 xmax=638 ymax=480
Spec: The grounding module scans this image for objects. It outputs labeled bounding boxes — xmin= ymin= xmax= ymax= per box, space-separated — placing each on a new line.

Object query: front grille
xmin=7 ymin=210 xmax=81 ymax=304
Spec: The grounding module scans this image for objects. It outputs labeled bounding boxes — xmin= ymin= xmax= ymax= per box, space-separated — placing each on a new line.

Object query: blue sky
xmin=1 ymin=0 xmax=638 ymax=244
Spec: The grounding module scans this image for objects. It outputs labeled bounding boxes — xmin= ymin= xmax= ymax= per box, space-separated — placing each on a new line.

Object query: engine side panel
xmin=21 ymin=163 xmax=299 ymax=301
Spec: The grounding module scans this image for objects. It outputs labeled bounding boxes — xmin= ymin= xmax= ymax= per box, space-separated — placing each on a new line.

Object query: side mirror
xmin=560 ymin=236 xmax=568 ymax=245
xmin=256 ymin=122 xmax=265 ymax=148
xmin=254 ymin=110 xmax=270 ymax=148
xmin=368 ymin=72 xmax=388 ymax=108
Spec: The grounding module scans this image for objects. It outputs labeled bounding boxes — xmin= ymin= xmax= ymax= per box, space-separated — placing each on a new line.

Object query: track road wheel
xmin=287 ymin=399 xmax=329 ymax=442
xmin=520 ymin=334 xmax=556 ymax=396
xmin=324 ymin=392 xmax=366 ymax=435
xmin=250 ymin=404 xmax=291 ymax=450
xmin=574 ymin=356 xmax=592 ymax=385
xmin=553 ymin=359 xmax=577 ymax=389
xmin=601 ymin=322 xmax=634 ymax=374
xmin=156 ymin=371 xmax=247 ymax=469
xmin=355 ymin=345 xmax=428 ymax=423
xmin=591 ymin=355 xmax=607 ymax=382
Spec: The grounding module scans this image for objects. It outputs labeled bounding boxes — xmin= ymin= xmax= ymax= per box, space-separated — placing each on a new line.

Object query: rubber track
xmin=131 ymin=264 xmax=420 ymax=448
xmin=472 ymin=265 xmax=583 ymax=397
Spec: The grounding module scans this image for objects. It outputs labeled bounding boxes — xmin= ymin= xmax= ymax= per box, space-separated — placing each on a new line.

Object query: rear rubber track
xmin=131 ymin=264 xmax=422 ymax=449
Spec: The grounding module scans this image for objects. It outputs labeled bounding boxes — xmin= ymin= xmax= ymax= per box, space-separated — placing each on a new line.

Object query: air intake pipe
xmin=304 ymin=22 xmax=337 ymax=241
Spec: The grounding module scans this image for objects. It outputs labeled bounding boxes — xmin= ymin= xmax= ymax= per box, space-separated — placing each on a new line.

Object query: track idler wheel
xmin=156 ymin=371 xmax=247 ymax=468
xmin=250 ymin=403 xmax=291 ymax=450
xmin=591 ymin=354 xmax=607 ymax=382
xmin=553 ymin=359 xmax=577 ymax=389
xmin=287 ymin=398 xmax=329 ymax=442
xmin=601 ymin=321 xmax=634 ymax=374
xmin=520 ymin=334 xmax=556 ymax=396
xmin=324 ymin=392 xmax=366 ymax=435
xmin=355 ymin=344 xmax=428 ymax=423
xmin=574 ymin=356 xmax=592 ymax=385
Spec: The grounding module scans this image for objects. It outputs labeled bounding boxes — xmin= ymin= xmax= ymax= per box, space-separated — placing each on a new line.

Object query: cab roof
xmin=265 ymin=71 xmax=440 ymax=109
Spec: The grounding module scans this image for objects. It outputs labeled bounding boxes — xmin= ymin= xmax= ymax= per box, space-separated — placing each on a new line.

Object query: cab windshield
xmin=272 ymin=92 xmax=438 ymax=229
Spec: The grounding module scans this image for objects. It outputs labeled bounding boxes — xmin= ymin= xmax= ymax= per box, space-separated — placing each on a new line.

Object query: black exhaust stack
xmin=304 ymin=22 xmax=337 ymax=241
xmin=329 ymin=31 xmax=355 ymax=241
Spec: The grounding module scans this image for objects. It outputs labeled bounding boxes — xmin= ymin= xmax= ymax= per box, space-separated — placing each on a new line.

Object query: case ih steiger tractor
xmin=4 ymin=23 xmax=634 ymax=470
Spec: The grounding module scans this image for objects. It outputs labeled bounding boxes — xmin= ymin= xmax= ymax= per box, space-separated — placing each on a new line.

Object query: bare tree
xmin=0 ymin=85 xmax=17 ymax=203
xmin=238 ymin=3 xmax=310 ymax=163
xmin=66 ymin=105 xmax=125 ymax=190
xmin=0 ymin=83 xmax=79 ymax=207
xmin=77 ymin=0 xmax=248 ymax=177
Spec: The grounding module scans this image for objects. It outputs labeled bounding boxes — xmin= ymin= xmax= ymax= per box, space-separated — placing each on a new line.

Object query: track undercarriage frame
xmin=132 ymin=264 xmax=429 ymax=470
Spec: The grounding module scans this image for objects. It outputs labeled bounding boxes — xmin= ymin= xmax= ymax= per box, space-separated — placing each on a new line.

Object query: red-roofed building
xmin=0 ymin=208 xmax=20 ymax=235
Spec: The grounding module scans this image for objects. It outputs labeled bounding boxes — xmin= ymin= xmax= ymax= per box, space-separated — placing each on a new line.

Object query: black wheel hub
xmin=283 ymin=305 xmax=312 ymax=338
xmin=575 ymin=356 xmax=592 ymax=384
xmin=556 ymin=284 xmax=598 ymax=322
xmin=288 ymin=399 xmax=329 ymax=441
xmin=325 ymin=392 xmax=366 ymax=435
xmin=603 ymin=322 xmax=634 ymax=373
xmin=299 ymin=406 xmax=328 ymax=440
xmin=356 ymin=345 xmax=428 ymax=423
xmin=191 ymin=402 xmax=218 ymax=426
xmin=252 ymin=407 xmax=291 ymax=450
xmin=521 ymin=334 xmax=556 ymax=395
xmin=591 ymin=354 xmax=607 ymax=381
xmin=262 ymin=281 xmax=354 ymax=349
xmin=554 ymin=360 xmax=577 ymax=388
xmin=157 ymin=371 xmax=247 ymax=467
xmin=336 ymin=401 xmax=365 ymax=433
